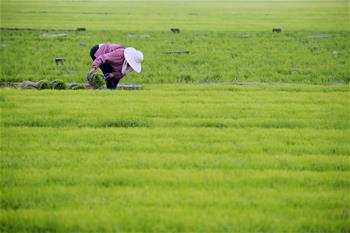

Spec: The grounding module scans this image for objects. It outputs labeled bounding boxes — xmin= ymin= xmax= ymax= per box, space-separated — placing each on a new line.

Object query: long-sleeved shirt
xmin=92 ymin=44 xmax=126 ymax=80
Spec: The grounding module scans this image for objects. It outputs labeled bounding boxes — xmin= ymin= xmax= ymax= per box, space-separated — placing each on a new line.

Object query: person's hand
xmin=103 ymin=73 xmax=110 ymax=80
xmin=87 ymin=68 xmax=96 ymax=81
xmin=105 ymin=73 xmax=118 ymax=79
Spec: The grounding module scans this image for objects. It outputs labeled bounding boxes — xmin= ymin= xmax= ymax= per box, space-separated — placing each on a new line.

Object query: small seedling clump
xmin=71 ymin=84 xmax=85 ymax=90
xmin=37 ymin=80 xmax=50 ymax=89
xmin=88 ymin=74 xmax=105 ymax=89
xmin=50 ymin=80 xmax=66 ymax=90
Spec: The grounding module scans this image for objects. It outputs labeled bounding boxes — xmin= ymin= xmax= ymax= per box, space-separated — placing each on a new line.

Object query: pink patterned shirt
xmin=92 ymin=44 xmax=126 ymax=80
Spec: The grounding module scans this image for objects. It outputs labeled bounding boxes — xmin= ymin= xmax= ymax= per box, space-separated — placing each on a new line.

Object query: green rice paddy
xmin=1 ymin=85 xmax=349 ymax=232
xmin=0 ymin=0 xmax=349 ymax=232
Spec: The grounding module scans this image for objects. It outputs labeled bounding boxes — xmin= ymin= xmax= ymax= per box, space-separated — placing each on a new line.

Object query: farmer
xmin=88 ymin=43 xmax=144 ymax=89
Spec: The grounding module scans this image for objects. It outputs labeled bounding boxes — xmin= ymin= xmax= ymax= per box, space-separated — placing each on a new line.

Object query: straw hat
xmin=124 ymin=48 xmax=144 ymax=73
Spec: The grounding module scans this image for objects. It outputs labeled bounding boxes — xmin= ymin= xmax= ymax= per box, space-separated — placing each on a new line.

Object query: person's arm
xmin=87 ymin=67 xmax=97 ymax=81
xmin=89 ymin=67 xmax=97 ymax=73
xmin=92 ymin=48 xmax=123 ymax=69
xmin=92 ymin=53 xmax=110 ymax=69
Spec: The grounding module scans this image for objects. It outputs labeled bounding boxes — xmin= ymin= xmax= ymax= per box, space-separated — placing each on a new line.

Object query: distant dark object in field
xmin=240 ymin=34 xmax=251 ymax=38
xmin=272 ymin=28 xmax=282 ymax=33
xmin=79 ymin=42 xmax=86 ymax=47
xmin=50 ymin=80 xmax=66 ymax=90
xmin=171 ymin=28 xmax=181 ymax=33
xmin=41 ymin=33 xmax=67 ymax=38
xmin=307 ymin=34 xmax=334 ymax=39
xmin=55 ymin=58 xmax=64 ymax=65
xmin=76 ymin=27 xmax=86 ymax=31
xmin=163 ymin=51 xmax=190 ymax=55
xmin=128 ymin=33 xmax=150 ymax=38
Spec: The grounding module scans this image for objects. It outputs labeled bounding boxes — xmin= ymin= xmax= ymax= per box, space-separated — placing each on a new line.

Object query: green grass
xmin=0 ymin=0 xmax=349 ymax=232
xmin=1 ymin=84 xmax=349 ymax=232
xmin=0 ymin=30 xmax=349 ymax=84
xmin=1 ymin=0 xmax=348 ymax=31
xmin=1 ymin=0 xmax=349 ymax=84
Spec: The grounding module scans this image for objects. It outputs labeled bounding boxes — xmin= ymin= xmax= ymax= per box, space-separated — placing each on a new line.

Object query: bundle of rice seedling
xmin=71 ymin=84 xmax=86 ymax=90
xmin=88 ymin=74 xmax=105 ymax=89
xmin=67 ymin=82 xmax=86 ymax=90
xmin=37 ymin=80 xmax=50 ymax=89
xmin=50 ymin=80 xmax=66 ymax=90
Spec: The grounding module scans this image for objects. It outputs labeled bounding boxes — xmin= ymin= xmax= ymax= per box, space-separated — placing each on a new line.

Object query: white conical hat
xmin=124 ymin=47 xmax=144 ymax=73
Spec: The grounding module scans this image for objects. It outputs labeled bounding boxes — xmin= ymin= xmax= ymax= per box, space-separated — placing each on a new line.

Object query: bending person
xmin=88 ymin=43 xmax=144 ymax=89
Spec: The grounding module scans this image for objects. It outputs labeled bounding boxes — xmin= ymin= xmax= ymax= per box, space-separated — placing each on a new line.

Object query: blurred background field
xmin=0 ymin=30 xmax=349 ymax=84
xmin=0 ymin=0 xmax=349 ymax=84
xmin=1 ymin=0 xmax=348 ymax=31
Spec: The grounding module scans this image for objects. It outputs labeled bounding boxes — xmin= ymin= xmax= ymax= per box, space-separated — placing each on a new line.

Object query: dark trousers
xmin=90 ymin=45 xmax=119 ymax=89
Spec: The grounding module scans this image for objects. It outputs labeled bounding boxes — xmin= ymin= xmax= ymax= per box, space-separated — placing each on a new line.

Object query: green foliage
xmin=0 ymin=84 xmax=349 ymax=232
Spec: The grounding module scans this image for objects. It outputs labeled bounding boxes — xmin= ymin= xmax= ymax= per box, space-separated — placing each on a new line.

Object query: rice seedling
xmin=0 ymin=0 xmax=349 ymax=232
xmin=37 ymin=80 xmax=50 ymax=89
xmin=0 ymin=84 xmax=349 ymax=232
xmin=49 ymin=79 xmax=66 ymax=90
